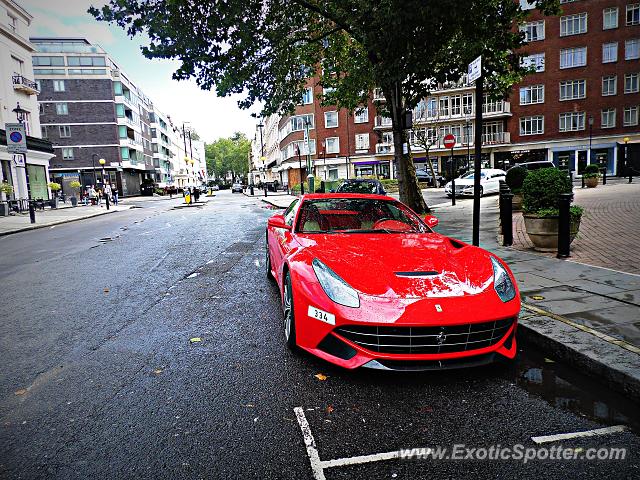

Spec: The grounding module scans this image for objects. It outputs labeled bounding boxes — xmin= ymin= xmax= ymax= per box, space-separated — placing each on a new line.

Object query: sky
xmin=20 ymin=0 xmax=259 ymax=143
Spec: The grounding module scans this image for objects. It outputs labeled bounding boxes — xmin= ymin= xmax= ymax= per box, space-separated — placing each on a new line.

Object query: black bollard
xmin=28 ymin=200 xmax=36 ymax=224
xmin=581 ymin=175 xmax=585 ymax=188
xmin=630 ymin=166 xmax=633 ymax=184
xmin=105 ymin=194 xmax=110 ymax=210
xmin=557 ymin=193 xmax=572 ymax=259
xmin=602 ymin=168 xmax=607 ymax=185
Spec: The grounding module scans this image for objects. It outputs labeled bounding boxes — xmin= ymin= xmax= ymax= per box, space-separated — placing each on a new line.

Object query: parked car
xmin=212 ymin=185 xmax=220 ymax=191
xmin=415 ymin=169 xmax=446 ymax=187
xmin=335 ymin=179 xmax=387 ymax=195
xmin=265 ymin=193 xmax=519 ymax=370
xmin=231 ymin=183 xmax=243 ymax=193
xmin=508 ymin=160 xmax=555 ymax=171
xmin=444 ymin=169 xmax=506 ymax=197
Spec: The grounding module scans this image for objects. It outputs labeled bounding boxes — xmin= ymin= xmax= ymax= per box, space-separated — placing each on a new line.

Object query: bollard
xmin=602 ymin=168 xmax=607 ymax=185
xmin=557 ymin=193 xmax=572 ymax=259
xmin=264 ymin=185 xmax=268 ymax=197
xmin=105 ymin=194 xmax=110 ymax=210
xmin=581 ymin=175 xmax=585 ymax=188
xmin=28 ymin=200 xmax=36 ymax=224
xmin=630 ymin=166 xmax=633 ymax=184
xmin=250 ymin=185 xmax=254 ymax=196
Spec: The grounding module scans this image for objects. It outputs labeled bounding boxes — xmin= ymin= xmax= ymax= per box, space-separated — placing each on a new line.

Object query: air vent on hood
xmin=395 ymin=271 xmax=439 ymax=277
xmin=449 ymin=238 xmax=465 ymax=249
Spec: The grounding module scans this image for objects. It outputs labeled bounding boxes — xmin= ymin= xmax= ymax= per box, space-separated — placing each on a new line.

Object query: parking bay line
xmin=294 ymin=407 xmax=401 ymax=479
xmin=531 ymin=425 xmax=626 ymax=444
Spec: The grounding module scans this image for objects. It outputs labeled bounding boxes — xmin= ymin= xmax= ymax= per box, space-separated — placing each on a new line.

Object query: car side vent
xmin=449 ymin=239 xmax=465 ymax=249
xmin=395 ymin=271 xmax=439 ymax=277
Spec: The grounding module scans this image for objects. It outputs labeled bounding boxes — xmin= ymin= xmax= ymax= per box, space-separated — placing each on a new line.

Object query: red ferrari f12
xmin=266 ymin=193 xmax=519 ymax=370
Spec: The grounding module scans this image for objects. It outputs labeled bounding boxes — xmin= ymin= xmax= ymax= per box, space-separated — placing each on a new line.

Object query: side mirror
xmin=423 ymin=214 xmax=439 ymax=228
xmin=268 ymin=214 xmax=292 ymax=230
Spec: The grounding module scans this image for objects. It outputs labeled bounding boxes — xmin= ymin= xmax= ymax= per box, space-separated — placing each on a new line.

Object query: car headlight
xmin=491 ymin=257 xmax=516 ymax=302
xmin=312 ymin=258 xmax=360 ymax=308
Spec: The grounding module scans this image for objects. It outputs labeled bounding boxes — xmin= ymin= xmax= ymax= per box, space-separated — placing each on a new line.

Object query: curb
xmin=260 ymin=197 xmax=292 ymax=208
xmin=517 ymin=308 xmax=640 ymax=403
xmin=0 ymin=207 xmax=131 ymax=237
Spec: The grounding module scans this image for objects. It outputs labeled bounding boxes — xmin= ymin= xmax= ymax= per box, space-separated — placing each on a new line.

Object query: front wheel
xmin=283 ymin=272 xmax=297 ymax=350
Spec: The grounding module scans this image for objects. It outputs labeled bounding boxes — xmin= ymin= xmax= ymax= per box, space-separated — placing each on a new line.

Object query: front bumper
xmin=292 ymin=275 xmax=520 ymax=370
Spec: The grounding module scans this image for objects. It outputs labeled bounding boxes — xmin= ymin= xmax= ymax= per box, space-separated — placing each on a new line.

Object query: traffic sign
xmin=468 ymin=56 xmax=482 ymax=83
xmin=443 ymin=134 xmax=456 ymax=149
xmin=5 ymin=123 xmax=27 ymax=153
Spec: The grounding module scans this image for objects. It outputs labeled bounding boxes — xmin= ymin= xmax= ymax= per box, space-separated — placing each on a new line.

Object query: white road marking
xmin=320 ymin=451 xmax=401 ymax=468
xmin=531 ymin=425 xmax=626 ymax=444
xmin=293 ymin=407 xmax=326 ymax=480
xmin=254 ymin=259 xmax=260 ymax=267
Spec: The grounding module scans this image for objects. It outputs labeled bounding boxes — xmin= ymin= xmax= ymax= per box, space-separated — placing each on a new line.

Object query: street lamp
xmin=91 ymin=154 xmax=100 ymax=186
xmin=12 ymin=102 xmax=28 ymax=123
xmin=588 ymin=115 xmax=594 ymax=164
xmin=99 ymin=158 xmax=106 ymax=186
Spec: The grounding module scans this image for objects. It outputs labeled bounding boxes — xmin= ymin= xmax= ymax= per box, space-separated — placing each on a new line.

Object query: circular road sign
xmin=10 ymin=132 xmax=23 ymax=143
xmin=443 ymin=134 xmax=456 ymax=149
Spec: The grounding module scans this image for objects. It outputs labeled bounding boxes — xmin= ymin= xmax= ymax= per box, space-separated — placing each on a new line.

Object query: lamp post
xmin=464 ymin=106 xmax=472 ymax=171
xmin=588 ymin=115 xmax=593 ymax=165
xmin=91 ymin=154 xmax=99 ymax=186
xmin=99 ymin=158 xmax=106 ymax=186
xmin=624 ymin=136 xmax=632 ymax=183
xmin=295 ymin=144 xmax=304 ymax=195
xmin=12 ymin=102 xmax=28 ymax=123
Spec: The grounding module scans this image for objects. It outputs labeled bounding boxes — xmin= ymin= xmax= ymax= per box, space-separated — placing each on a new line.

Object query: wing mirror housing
xmin=268 ymin=214 xmax=292 ymax=230
xmin=423 ymin=214 xmax=439 ymax=228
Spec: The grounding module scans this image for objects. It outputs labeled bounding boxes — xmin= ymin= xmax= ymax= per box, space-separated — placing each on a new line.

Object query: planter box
xmin=0 ymin=202 xmax=9 ymax=216
xmin=70 ymin=196 xmax=78 ymax=207
xmin=523 ymin=214 xmax=580 ymax=252
xmin=585 ymin=177 xmax=598 ymax=188
xmin=50 ymin=197 xmax=59 ymax=209
xmin=512 ymin=193 xmax=523 ymax=211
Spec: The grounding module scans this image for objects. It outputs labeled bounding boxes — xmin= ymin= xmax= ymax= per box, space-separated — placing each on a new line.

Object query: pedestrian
xmin=83 ymin=188 xmax=89 ymax=205
xmin=112 ymin=186 xmax=119 ymax=206
xmin=193 ymin=186 xmax=200 ymax=202
xmin=97 ymin=188 xmax=103 ymax=207
xmin=104 ymin=183 xmax=112 ymax=203
xmin=89 ymin=186 xmax=97 ymax=205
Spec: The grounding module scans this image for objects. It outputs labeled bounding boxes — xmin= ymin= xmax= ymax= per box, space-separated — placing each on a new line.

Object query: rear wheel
xmin=265 ymin=234 xmax=274 ymax=280
xmin=283 ymin=272 xmax=297 ymax=350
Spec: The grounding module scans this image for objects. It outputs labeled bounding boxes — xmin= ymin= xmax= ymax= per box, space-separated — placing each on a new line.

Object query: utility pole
xmin=470 ymin=56 xmax=483 ymax=247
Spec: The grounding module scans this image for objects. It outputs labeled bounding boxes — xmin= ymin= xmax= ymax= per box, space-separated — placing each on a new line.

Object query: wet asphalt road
xmin=1 ymin=191 xmax=639 ymax=479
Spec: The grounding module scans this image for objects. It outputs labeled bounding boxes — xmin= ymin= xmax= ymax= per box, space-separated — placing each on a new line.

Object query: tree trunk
xmin=387 ymin=85 xmax=429 ymax=213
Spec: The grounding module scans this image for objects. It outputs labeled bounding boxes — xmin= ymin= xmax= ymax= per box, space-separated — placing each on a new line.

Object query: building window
xmin=324 ymin=111 xmax=338 ymax=128
xmin=355 ymin=133 xmax=369 ymax=150
xmin=450 ymin=95 xmax=462 ymax=115
xmin=521 ymin=53 xmax=545 ymax=72
xmin=59 ymin=125 xmax=71 ymax=138
xmin=624 ymin=106 xmax=639 ymax=126
xmin=559 ymin=112 xmax=586 ymax=132
xmin=66 ymin=56 xmax=106 ymax=67
xmin=519 ymin=116 xmax=544 ymax=135
xmin=628 ymin=3 xmax=640 ymax=26
xmin=602 ymin=42 xmax=618 ymax=63
xmin=560 ymin=13 xmax=587 ymax=36
xmin=520 ymin=20 xmax=545 ymax=42
xmin=322 ymin=87 xmax=336 ymax=96
xmin=602 ymin=76 xmax=617 ymax=96
xmin=325 ymin=137 xmax=339 ymax=154
xmin=53 ymin=80 xmax=65 ymax=92
xmin=520 ymin=84 xmax=545 ymax=105
xmin=601 ymin=109 xmax=616 ymax=128
xmin=55 ymin=103 xmax=68 ymax=115
xmin=41 ymin=126 xmax=47 ymax=139
xmin=62 ymin=148 xmax=74 ymax=159
xmin=603 ymin=7 xmax=619 ymax=29
xmin=560 ymin=47 xmax=587 ymax=68
xmin=328 ymin=168 xmax=339 ymax=180
xmin=113 ymin=81 xmax=123 ymax=96
xmin=625 ymin=39 xmax=640 ymax=60
xmin=301 ymin=87 xmax=313 ymax=105
xmin=625 ymin=73 xmax=639 ymax=93
xmin=354 ymin=107 xmax=368 ymax=123
xmin=439 ymin=96 xmax=450 ymax=116
xmin=8 ymin=13 xmax=17 ymax=32
xmin=559 ymin=79 xmax=586 ymax=100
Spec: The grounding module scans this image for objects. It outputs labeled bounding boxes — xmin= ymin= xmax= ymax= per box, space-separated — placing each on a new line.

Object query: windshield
xmin=461 ymin=172 xmax=486 ymax=179
xmin=336 ymin=181 xmax=378 ymax=194
xmin=296 ymin=198 xmax=429 ymax=234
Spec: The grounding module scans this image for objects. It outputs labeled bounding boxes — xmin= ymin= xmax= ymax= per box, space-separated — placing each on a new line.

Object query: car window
xmin=284 ymin=199 xmax=299 ymax=226
xmin=296 ymin=198 xmax=428 ymax=234
xmin=336 ymin=181 xmax=377 ymax=194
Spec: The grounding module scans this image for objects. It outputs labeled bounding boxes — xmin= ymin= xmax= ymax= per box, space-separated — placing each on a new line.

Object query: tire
xmin=283 ymin=271 xmax=297 ymax=350
xmin=265 ymin=234 xmax=274 ymax=280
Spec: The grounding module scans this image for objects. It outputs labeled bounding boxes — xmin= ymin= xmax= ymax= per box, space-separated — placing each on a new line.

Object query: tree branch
xmin=288 ymin=0 xmax=361 ymax=42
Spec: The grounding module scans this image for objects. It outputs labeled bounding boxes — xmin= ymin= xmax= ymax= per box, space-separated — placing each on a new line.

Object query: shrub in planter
xmin=69 ymin=180 xmax=82 ymax=207
xmin=0 ymin=181 xmax=12 ymax=216
xmin=48 ymin=182 xmax=61 ymax=208
xmin=582 ymin=164 xmax=600 ymax=188
xmin=522 ymin=168 xmax=582 ymax=251
xmin=505 ymin=166 xmax=527 ymax=210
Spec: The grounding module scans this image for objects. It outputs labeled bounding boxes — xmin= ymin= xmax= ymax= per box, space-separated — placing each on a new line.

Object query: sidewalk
xmin=0 ymin=203 xmax=132 ymax=236
xmin=431 ymin=196 xmax=640 ymax=400
xmin=244 ymin=190 xmax=297 ymax=208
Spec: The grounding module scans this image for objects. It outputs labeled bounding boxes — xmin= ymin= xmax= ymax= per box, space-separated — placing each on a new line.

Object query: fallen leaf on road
xmin=189 ymin=337 xmax=202 ymax=343
xmin=326 ymin=405 xmax=334 ymax=414
xmin=544 ymin=358 xmax=555 ymax=363
xmin=14 ymin=389 xmax=27 ymax=396
xmin=245 ymin=404 xmax=255 ymax=408
xmin=103 ymin=288 xmax=110 ymax=293
xmin=314 ymin=373 xmax=328 ymax=381
xmin=531 ymin=295 xmax=544 ymax=300
xmin=153 ymin=369 xmax=163 ymax=375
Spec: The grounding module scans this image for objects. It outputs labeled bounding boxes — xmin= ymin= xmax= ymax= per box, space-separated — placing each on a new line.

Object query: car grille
xmin=334 ymin=318 xmax=514 ymax=354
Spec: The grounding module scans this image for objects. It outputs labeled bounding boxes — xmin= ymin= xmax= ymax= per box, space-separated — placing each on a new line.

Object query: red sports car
xmin=266 ymin=193 xmax=520 ymax=371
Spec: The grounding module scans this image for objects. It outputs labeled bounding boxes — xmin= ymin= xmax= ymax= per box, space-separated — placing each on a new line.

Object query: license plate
xmin=308 ymin=306 xmax=335 ymax=325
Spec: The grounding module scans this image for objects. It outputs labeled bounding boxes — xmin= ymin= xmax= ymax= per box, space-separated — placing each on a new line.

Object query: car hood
xmin=447 ymin=178 xmax=478 ymax=187
xmin=297 ymin=233 xmax=495 ymax=298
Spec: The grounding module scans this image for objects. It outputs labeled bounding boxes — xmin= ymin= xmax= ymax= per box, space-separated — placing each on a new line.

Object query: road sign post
xmin=469 ymin=56 xmax=483 ymax=247
xmin=443 ymin=134 xmax=456 ymax=206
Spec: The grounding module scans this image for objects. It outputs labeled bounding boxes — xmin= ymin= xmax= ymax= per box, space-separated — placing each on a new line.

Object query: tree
xmin=205 ymin=133 xmax=251 ymax=182
xmin=91 ymin=0 xmax=559 ymax=213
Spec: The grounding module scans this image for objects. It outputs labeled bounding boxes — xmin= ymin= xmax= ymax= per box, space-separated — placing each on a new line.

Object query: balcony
xmin=12 ymin=74 xmax=39 ymax=95
xmin=376 ymin=143 xmax=394 ymax=154
xmin=482 ymin=131 xmax=510 ymax=145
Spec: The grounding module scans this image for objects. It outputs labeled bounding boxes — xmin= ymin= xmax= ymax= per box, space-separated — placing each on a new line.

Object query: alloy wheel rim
xmin=283 ymin=281 xmax=292 ymax=340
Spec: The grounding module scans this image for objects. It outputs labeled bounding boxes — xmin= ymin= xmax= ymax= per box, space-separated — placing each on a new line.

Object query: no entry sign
xmin=443 ymin=134 xmax=456 ymax=149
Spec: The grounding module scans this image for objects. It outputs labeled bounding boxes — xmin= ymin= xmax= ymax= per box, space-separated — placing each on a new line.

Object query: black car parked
xmin=335 ymin=179 xmax=387 ymax=195
xmin=415 ymin=169 xmax=446 ymax=187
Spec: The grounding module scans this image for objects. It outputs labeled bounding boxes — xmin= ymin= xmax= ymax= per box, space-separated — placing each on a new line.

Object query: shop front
xmin=353 ymin=160 xmax=391 ymax=179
